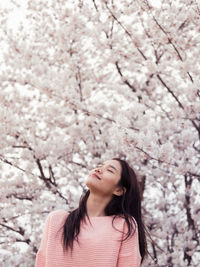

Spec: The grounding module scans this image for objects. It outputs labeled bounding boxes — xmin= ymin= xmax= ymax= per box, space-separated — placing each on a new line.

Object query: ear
xmin=113 ymin=186 xmax=126 ymax=196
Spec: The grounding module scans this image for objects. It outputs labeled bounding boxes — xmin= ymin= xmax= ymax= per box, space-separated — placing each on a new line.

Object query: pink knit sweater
xmin=35 ymin=210 xmax=141 ymax=267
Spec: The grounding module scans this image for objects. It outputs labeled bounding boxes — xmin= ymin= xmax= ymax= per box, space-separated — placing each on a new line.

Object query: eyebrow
xmin=98 ymin=163 xmax=118 ymax=172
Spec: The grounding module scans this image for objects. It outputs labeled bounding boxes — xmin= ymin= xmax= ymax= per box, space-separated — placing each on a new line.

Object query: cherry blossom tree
xmin=0 ymin=0 xmax=199 ymax=266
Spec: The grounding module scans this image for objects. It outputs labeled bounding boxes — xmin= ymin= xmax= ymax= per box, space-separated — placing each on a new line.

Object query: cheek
xmin=103 ymin=175 xmax=119 ymax=188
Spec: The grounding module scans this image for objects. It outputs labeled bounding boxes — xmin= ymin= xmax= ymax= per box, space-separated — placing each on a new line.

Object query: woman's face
xmin=86 ymin=159 xmax=124 ymax=197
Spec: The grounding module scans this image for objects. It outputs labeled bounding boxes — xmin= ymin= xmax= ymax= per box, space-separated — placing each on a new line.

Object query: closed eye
xmin=108 ymin=169 xmax=113 ymax=173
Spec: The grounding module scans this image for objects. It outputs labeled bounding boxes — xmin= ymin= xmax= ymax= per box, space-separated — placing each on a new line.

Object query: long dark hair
xmin=62 ymin=158 xmax=148 ymax=262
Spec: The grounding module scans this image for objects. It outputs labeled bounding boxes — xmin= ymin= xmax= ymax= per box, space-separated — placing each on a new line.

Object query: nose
xmin=95 ymin=167 xmax=102 ymax=173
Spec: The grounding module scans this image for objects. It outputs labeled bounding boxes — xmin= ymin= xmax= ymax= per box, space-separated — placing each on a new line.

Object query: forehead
xmin=103 ymin=159 xmax=122 ymax=172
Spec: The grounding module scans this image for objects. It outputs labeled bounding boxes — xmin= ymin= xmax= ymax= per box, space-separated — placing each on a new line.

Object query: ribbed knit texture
xmin=35 ymin=210 xmax=141 ymax=267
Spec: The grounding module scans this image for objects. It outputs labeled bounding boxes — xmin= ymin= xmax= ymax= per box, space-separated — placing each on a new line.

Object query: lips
xmin=92 ymin=173 xmax=101 ymax=180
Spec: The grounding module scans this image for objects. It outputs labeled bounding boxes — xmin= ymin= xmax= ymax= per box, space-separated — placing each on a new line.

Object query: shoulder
xmin=48 ymin=209 xmax=69 ymax=218
xmin=45 ymin=209 xmax=69 ymax=227
xmin=116 ymin=215 xmax=138 ymax=226
xmin=112 ymin=215 xmax=138 ymax=232
xmin=118 ymin=215 xmax=138 ymax=235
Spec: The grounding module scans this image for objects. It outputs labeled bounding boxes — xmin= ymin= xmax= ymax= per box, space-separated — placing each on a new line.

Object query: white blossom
xmin=0 ymin=0 xmax=199 ymax=266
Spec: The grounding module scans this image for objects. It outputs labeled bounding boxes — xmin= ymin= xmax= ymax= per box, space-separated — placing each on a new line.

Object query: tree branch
xmin=104 ymin=2 xmax=147 ymax=60
xmin=115 ymin=61 xmax=136 ymax=92
xmin=157 ymin=74 xmax=184 ymax=109
xmin=153 ymin=16 xmax=193 ymax=83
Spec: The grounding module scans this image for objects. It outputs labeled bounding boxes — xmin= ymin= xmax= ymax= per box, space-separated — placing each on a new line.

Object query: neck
xmin=86 ymin=191 xmax=112 ymax=217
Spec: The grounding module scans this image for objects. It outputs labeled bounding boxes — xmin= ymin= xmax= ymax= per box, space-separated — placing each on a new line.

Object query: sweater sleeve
xmin=35 ymin=212 xmax=52 ymax=267
xmin=117 ymin=218 xmax=141 ymax=267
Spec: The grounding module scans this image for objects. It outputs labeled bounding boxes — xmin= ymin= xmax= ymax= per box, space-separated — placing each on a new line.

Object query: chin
xmin=85 ymin=179 xmax=92 ymax=188
xmin=85 ymin=180 xmax=98 ymax=191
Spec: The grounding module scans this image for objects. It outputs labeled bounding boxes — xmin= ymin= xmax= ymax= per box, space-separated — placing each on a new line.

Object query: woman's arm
xmin=117 ymin=219 xmax=141 ymax=267
xmin=35 ymin=212 xmax=52 ymax=267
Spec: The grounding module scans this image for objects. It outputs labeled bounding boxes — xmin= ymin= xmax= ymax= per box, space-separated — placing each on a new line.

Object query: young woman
xmin=35 ymin=158 xmax=147 ymax=267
